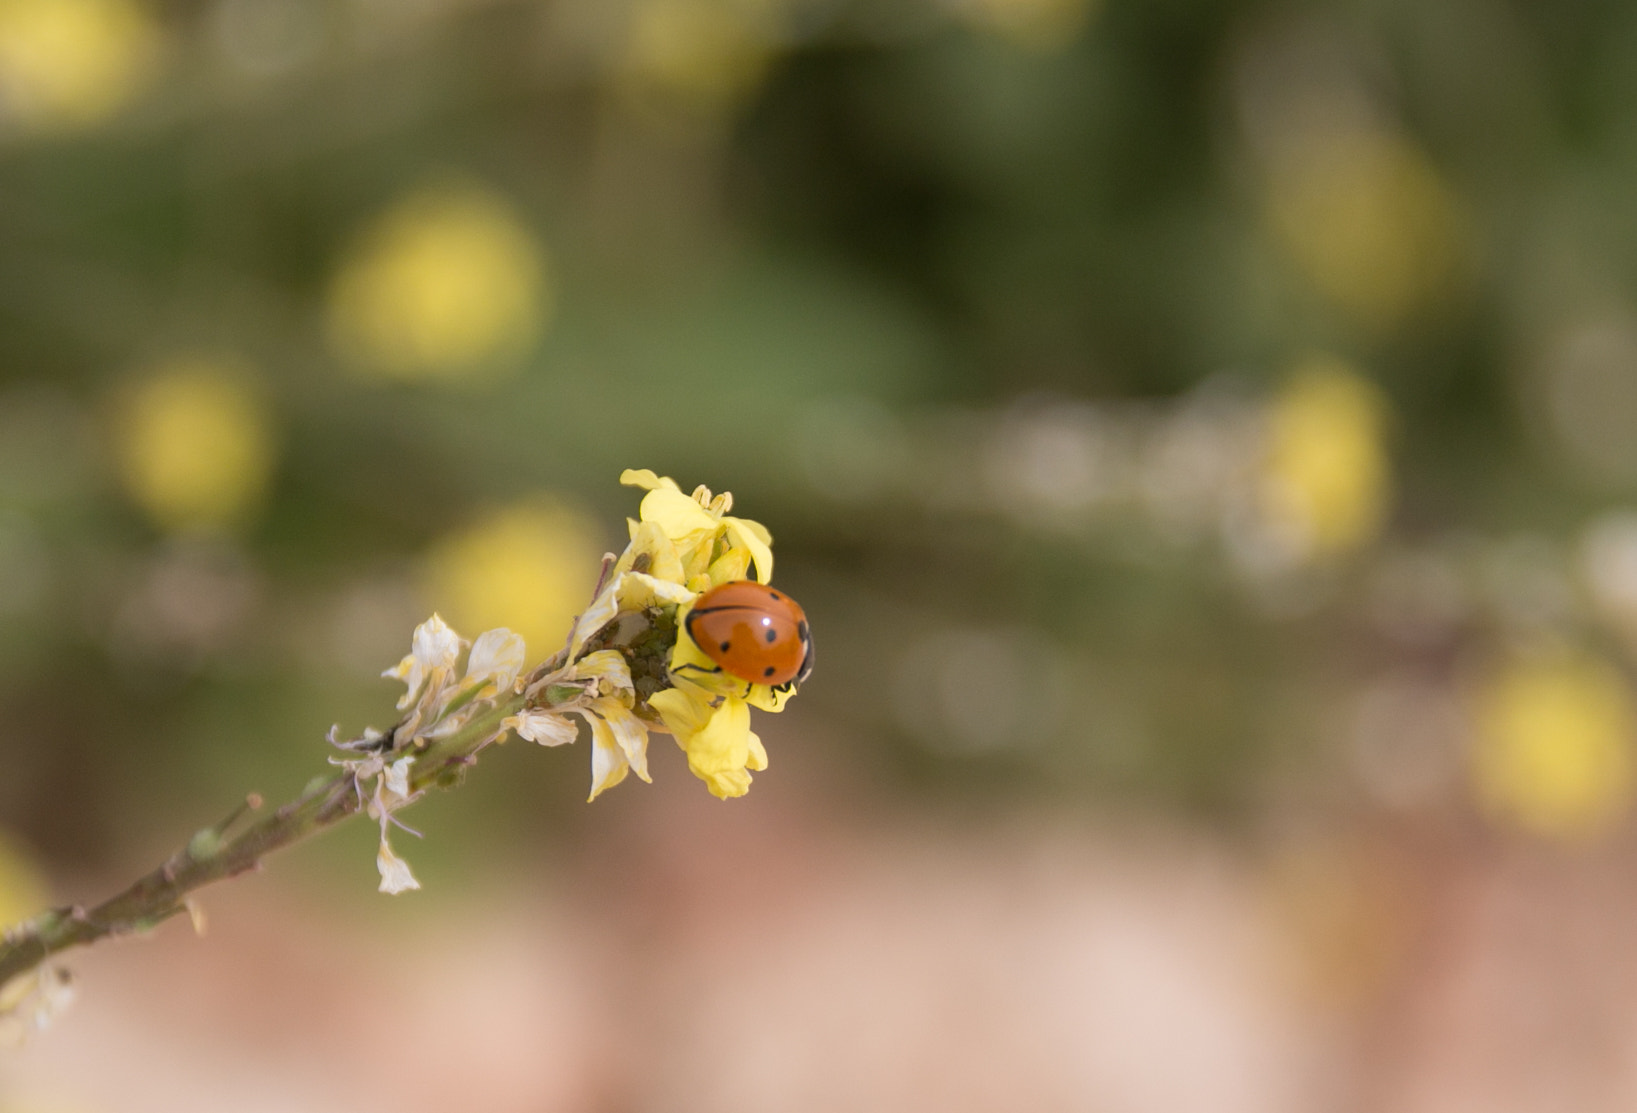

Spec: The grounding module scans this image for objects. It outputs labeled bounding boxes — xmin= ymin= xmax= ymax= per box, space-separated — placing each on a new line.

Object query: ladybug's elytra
xmin=684 ymin=580 xmax=813 ymax=689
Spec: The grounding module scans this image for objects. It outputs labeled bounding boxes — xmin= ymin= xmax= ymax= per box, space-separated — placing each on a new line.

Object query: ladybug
xmin=684 ymin=580 xmax=813 ymax=689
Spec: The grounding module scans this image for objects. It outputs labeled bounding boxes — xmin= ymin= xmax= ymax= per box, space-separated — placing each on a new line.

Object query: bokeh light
xmin=1264 ymin=127 xmax=1466 ymax=333
xmin=1472 ymin=648 xmax=1637 ymax=841
xmin=0 ymin=0 xmax=160 ymax=133
xmin=422 ymin=501 xmax=603 ymax=659
xmin=0 ymin=830 xmax=46 ymax=927
xmin=113 ymin=359 xmax=276 ymax=533
xmin=1258 ymin=357 xmax=1391 ymax=563
xmin=326 ymin=181 xmax=550 ymax=382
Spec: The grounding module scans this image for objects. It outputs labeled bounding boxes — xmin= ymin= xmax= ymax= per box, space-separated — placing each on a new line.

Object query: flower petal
xmin=620 ymin=468 xmax=680 ymax=493
xmin=382 ymin=613 xmax=463 ymax=709
xmin=592 ymin=696 xmax=651 ymax=782
xmin=567 ymin=570 xmax=697 ymax=660
xmin=376 ymin=841 xmax=421 ymax=894
xmin=507 ymin=709 xmax=580 ymax=746
xmin=640 ymin=487 xmax=720 ymax=547
xmin=382 ymin=755 xmax=415 ymax=804
xmin=616 ymin=519 xmax=687 ymax=585
xmin=650 ymin=688 xmax=758 ymax=799
xmin=579 ymin=708 xmax=631 ymax=801
xmin=706 ymin=546 xmax=751 ymax=587
xmin=570 ymin=649 xmax=635 ymax=694
xmin=466 ymin=627 xmax=526 ymax=697
xmin=744 ymin=683 xmax=796 ymax=713
xmin=722 ymin=516 xmax=774 ymax=583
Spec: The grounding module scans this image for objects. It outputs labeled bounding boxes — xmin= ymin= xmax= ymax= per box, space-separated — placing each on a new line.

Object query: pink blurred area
xmin=9 ymin=741 xmax=1637 ymax=1113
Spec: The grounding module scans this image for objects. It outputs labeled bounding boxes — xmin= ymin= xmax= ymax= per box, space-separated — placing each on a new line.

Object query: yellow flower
xmin=1260 ymin=357 xmax=1391 ymax=561
xmin=619 ymin=467 xmax=773 ymax=587
xmin=1472 ymin=649 xmax=1636 ymax=841
xmin=649 ymin=686 xmax=767 ymax=800
xmin=114 ymin=358 xmax=276 ymax=532
xmin=0 ymin=829 xmax=47 ymax=927
xmin=326 ymin=181 xmax=550 ymax=381
xmin=0 ymin=0 xmax=161 ymax=133
xmin=1265 ymin=126 xmax=1465 ymax=333
xmin=544 ymin=471 xmax=797 ymax=800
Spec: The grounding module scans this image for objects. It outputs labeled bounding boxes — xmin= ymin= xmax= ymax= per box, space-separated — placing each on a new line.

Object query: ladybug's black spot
xmin=765 ymin=628 xmax=778 ymax=643
xmin=720 ymin=640 xmax=733 ymax=653
xmin=763 ymin=666 xmax=776 ymax=677
xmin=769 ymin=591 xmax=782 ymax=600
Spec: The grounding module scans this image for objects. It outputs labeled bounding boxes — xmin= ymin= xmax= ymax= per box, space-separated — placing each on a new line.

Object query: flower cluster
xmin=508 ymin=469 xmax=798 ymax=800
xmin=351 ymin=470 xmax=803 ymax=893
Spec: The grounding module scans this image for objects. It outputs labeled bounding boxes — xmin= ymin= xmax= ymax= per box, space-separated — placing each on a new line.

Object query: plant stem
xmin=0 ymin=690 xmax=524 ymax=993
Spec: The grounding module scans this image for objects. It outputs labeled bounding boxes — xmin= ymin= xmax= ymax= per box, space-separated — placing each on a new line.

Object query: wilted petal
xmin=578 ymin=709 xmax=631 ymax=801
xmin=382 ymin=755 xmax=415 ymax=804
xmin=0 ymin=964 xmax=74 ymax=1047
xmin=591 ymin=696 xmax=650 ymax=781
xmin=506 ymin=709 xmax=580 ymax=746
xmin=572 ymin=649 xmax=634 ymax=694
xmin=377 ymin=841 xmax=421 ymax=894
xmin=566 ymin=583 xmax=622 ymax=662
xmin=466 ymin=627 xmax=526 ymax=696
xmin=568 ymin=570 xmax=696 ymax=659
xmin=383 ymin=613 xmax=463 ymax=709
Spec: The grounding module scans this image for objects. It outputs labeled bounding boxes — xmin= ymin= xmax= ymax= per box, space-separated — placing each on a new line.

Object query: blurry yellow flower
xmin=1261 ymin=357 xmax=1391 ymax=560
xmin=1473 ymin=649 xmax=1636 ymax=841
xmin=956 ymin=0 xmax=1098 ymax=51
xmin=0 ymin=829 xmax=47 ymax=927
xmin=115 ymin=358 xmax=275 ymax=532
xmin=327 ymin=182 xmax=550 ymax=381
xmin=0 ymin=0 xmax=160 ymax=133
xmin=619 ymin=0 xmax=777 ymax=118
xmin=424 ymin=502 xmax=601 ymax=657
xmin=1266 ymin=127 xmax=1465 ymax=333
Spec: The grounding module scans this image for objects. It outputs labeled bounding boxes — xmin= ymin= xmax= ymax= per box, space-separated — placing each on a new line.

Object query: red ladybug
xmin=684 ymin=580 xmax=813 ymax=689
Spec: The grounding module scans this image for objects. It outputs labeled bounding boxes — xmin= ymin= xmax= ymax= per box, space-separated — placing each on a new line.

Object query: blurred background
xmin=4 ymin=0 xmax=1637 ymax=1108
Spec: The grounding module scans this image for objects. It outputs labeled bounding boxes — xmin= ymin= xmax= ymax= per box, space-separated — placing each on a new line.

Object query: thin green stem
xmin=0 ymin=689 xmax=525 ymax=993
